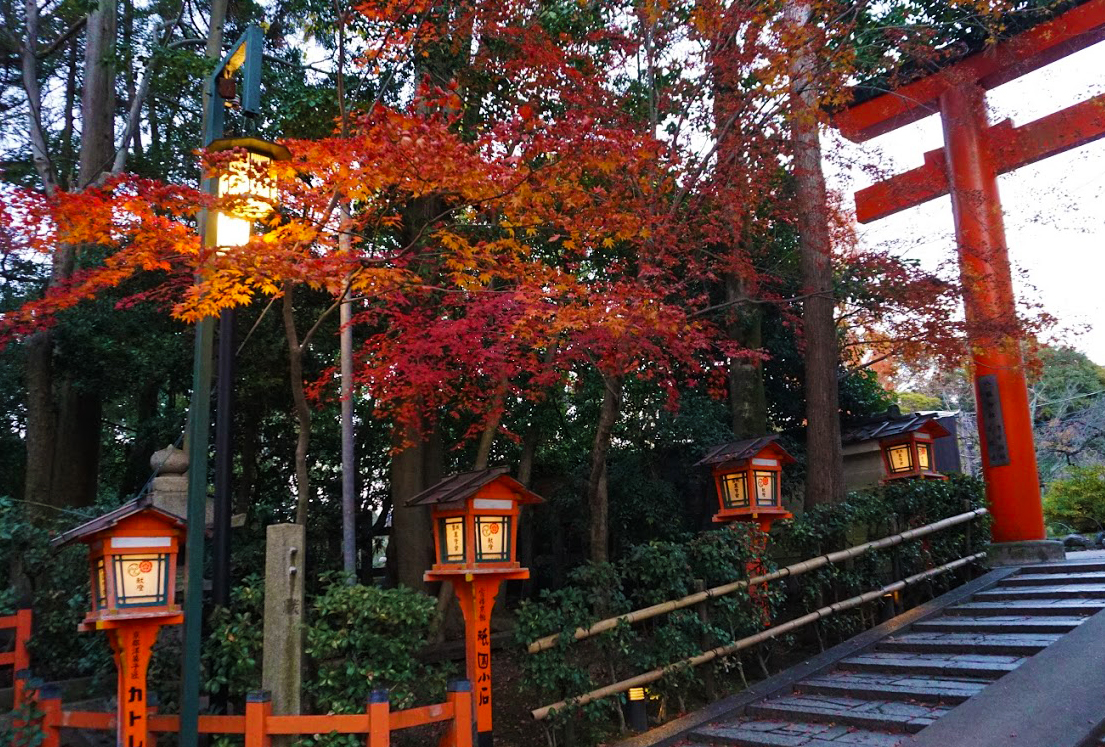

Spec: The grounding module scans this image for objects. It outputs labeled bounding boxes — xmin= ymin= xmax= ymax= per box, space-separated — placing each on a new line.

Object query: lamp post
xmin=182 ymin=24 xmax=283 ymax=747
xmin=51 ymin=498 xmax=186 ymax=747
xmin=408 ymin=467 xmax=544 ymax=747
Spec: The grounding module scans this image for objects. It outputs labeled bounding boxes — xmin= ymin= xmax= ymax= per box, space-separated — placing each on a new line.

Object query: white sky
xmin=825 ymin=42 xmax=1105 ymax=365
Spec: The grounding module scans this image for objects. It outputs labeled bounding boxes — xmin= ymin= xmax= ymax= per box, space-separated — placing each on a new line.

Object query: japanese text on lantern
xmin=126 ymin=630 xmax=145 ymax=747
xmin=476 ymin=585 xmax=490 ymax=706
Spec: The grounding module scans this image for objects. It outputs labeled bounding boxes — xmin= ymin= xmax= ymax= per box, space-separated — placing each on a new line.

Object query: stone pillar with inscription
xmin=262 ymin=523 xmax=305 ymax=746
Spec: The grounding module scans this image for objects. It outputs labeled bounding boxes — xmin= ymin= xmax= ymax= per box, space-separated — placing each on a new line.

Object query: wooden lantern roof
xmin=406 ymin=467 xmax=544 ymax=510
xmin=51 ymin=495 xmax=186 ymax=550
xmin=694 ymin=436 xmax=796 ymax=471
xmin=841 ymin=409 xmax=951 ymax=447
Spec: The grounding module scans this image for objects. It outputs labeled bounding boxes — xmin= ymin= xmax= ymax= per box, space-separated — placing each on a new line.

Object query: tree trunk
xmin=726 ymin=272 xmax=767 ymax=438
xmin=587 ymin=374 xmax=623 ymax=565
xmin=282 ymin=286 xmax=313 ymax=524
xmin=388 ymin=414 xmax=435 ymax=591
xmin=78 ymin=0 xmax=116 ymax=187
xmin=22 ymin=0 xmax=115 ymax=513
xmin=788 ymin=1 xmax=844 ymax=508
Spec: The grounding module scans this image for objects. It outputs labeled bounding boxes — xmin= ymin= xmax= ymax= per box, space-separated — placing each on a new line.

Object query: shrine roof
xmin=841 ymin=409 xmax=952 ymax=445
xmin=51 ymin=494 xmax=186 ymax=549
xmin=694 ymin=435 xmax=795 ymax=468
xmin=406 ymin=467 xmax=543 ymax=507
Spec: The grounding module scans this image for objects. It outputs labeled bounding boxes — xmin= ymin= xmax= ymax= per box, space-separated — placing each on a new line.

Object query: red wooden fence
xmin=0 ymin=608 xmax=32 ymax=710
xmin=24 ymin=681 xmax=474 ymax=747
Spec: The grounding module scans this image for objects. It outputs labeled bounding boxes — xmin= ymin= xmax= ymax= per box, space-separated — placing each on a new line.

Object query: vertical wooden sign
xmin=110 ymin=622 xmax=160 ymax=747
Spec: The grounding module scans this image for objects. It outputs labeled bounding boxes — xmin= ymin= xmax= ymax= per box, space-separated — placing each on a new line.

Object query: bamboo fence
xmin=530 ymin=551 xmax=985 ymax=721
xmin=527 ymin=508 xmax=988 ymax=654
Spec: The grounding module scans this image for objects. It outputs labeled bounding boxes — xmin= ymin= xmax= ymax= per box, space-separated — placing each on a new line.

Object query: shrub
xmin=1044 ymin=465 xmax=1105 ymax=533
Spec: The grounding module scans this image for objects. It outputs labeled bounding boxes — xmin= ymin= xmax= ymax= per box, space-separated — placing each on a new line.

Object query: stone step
xmin=839 ymin=651 xmax=1025 ymax=679
xmin=946 ymin=599 xmax=1105 ymax=616
xmin=876 ymin=631 xmax=1060 ymax=656
xmin=1002 ymin=572 xmax=1105 ymax=586
xmin=796 ymin=671 xmax=989 ymax=705
xmin=745 ymin=694 xmax=947 ymax=734
xmin=1014 ymin=561 xmax=1105 ymax=575
xmin=689 ymin=720 xmax=906 ymax=746
xmin=973 ymin=585 xmax=1105 ymax=600
xmin=911 ymin=616 xmax=1085 ymax=634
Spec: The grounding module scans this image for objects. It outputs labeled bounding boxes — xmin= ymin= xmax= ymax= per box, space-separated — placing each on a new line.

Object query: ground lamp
xmin=409 ymin=467 xmax=543 ymax=747
xmin=696 ymin=436 xmax=796 ymax=533
xmin=51 ymin=497 xmax=185 ymax=747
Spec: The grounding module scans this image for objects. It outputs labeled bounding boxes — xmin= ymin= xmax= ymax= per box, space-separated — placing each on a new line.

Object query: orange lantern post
xmin=51 ymin=497 xmax=185 ymax=747
xmin=408 ymin=467 xmax=543 ymax=747
xmin=696 ymin=437 xmax=796 ymax=620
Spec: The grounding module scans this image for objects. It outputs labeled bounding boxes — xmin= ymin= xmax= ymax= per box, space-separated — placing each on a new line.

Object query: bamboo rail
xmin=527 ymin=508 xmax=988 ymax=654
xmin=531 ymin=551 xmax=985 ymax=721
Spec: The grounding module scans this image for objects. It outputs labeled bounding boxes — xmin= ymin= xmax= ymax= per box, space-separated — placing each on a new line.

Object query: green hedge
xmin=515 ymin=475 xmax=989 ymax=744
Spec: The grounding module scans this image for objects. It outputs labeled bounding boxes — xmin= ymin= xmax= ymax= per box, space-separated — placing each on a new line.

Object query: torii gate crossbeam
xmin=834 ymin=0 xmax=1105 ymax=549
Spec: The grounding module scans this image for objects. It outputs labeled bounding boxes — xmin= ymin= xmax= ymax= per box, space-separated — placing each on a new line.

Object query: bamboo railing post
xmin=368 ymin=689 xmax=390 ymax=747
xmin=890 ymin=518 xmax=904 ymax=615
xmin=964 ymin=499 xmax=975 ymax=580
xmin=245 ymin=690 xmax=273 ymax=747
xmin=693 ymin=580 xmax=716 ymax=700
xmin=441 ymin=680 xmax=474 ymax=747
xmin=37 ymin=683 xmax=62 ymax=747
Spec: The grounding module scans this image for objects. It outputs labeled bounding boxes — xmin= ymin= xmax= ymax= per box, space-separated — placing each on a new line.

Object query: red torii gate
xmin=834 ymin=0 xmax=1105 ymax=549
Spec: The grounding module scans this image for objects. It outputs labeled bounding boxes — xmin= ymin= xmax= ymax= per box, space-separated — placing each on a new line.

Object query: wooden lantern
xmin=51 ymin=496 xmax=187 ymax=747
xmin=52 ymin=496 xmax=185 ymax=631
xmin=408 ymin=467 xmax=543 ymax=747
xmin=880 ymin=419 xmax=950 ymax=481
xmin=410 ymin=467 xmax=542 ymax=580
xmin=696 ymin=436 xmax=796 ymax=532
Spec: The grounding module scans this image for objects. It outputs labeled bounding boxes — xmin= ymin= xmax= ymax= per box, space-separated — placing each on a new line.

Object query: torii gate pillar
xmin=938 ymin=84 xmax=1044 ymax=544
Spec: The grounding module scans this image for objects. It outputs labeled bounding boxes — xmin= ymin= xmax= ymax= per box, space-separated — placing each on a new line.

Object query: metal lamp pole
xmin=180 ymin=25 xmax=265 ymax=747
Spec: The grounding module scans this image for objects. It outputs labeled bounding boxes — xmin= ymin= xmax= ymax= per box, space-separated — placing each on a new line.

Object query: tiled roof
xmin=694 ymin=435 xmax=794 ymax=468
xmin=406 ymin=467 xmax=543 ymax=507
xmin=50 ymin=494 xmax=186 ymax=549
xmin=841 ymin=412 xmax=951 ymax=445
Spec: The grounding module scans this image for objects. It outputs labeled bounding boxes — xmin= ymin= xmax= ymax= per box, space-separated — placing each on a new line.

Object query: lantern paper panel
xmin=917 ymin=442 xmax=932 ymax=471
xmin=95 ymin=558 xmax=108 ymax=609
xmin=215 ymin=212 xmax=253 ymax=248
xmin=886 ymin=444 xmax=913 ymax=473
xmin=440 ymin=517 xmax=466 ymax=563
xmin=475 ymin=516 xmax=511 ymax=562
xmin=112 ymin=554 xmax=169 ymax=608
xmin=218 ymin=151 xmax=278 ymax=218
xmin=753 ymin=471 xmax=777 ymax=507
xmin=721 ymin=473 xmax=749 ymax=509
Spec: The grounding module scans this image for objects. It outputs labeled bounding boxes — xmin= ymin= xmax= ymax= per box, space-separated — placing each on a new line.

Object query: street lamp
xmin=182 ymin=24 xmax=283 ymax=747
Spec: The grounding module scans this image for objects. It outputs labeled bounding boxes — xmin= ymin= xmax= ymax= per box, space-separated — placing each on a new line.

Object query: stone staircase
xmin=680 ymin=560 xmax=1105 ymax=747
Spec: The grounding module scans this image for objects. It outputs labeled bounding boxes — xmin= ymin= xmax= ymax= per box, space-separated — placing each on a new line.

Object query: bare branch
xmin=35 ymin=15 xmax=84 ymax=58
